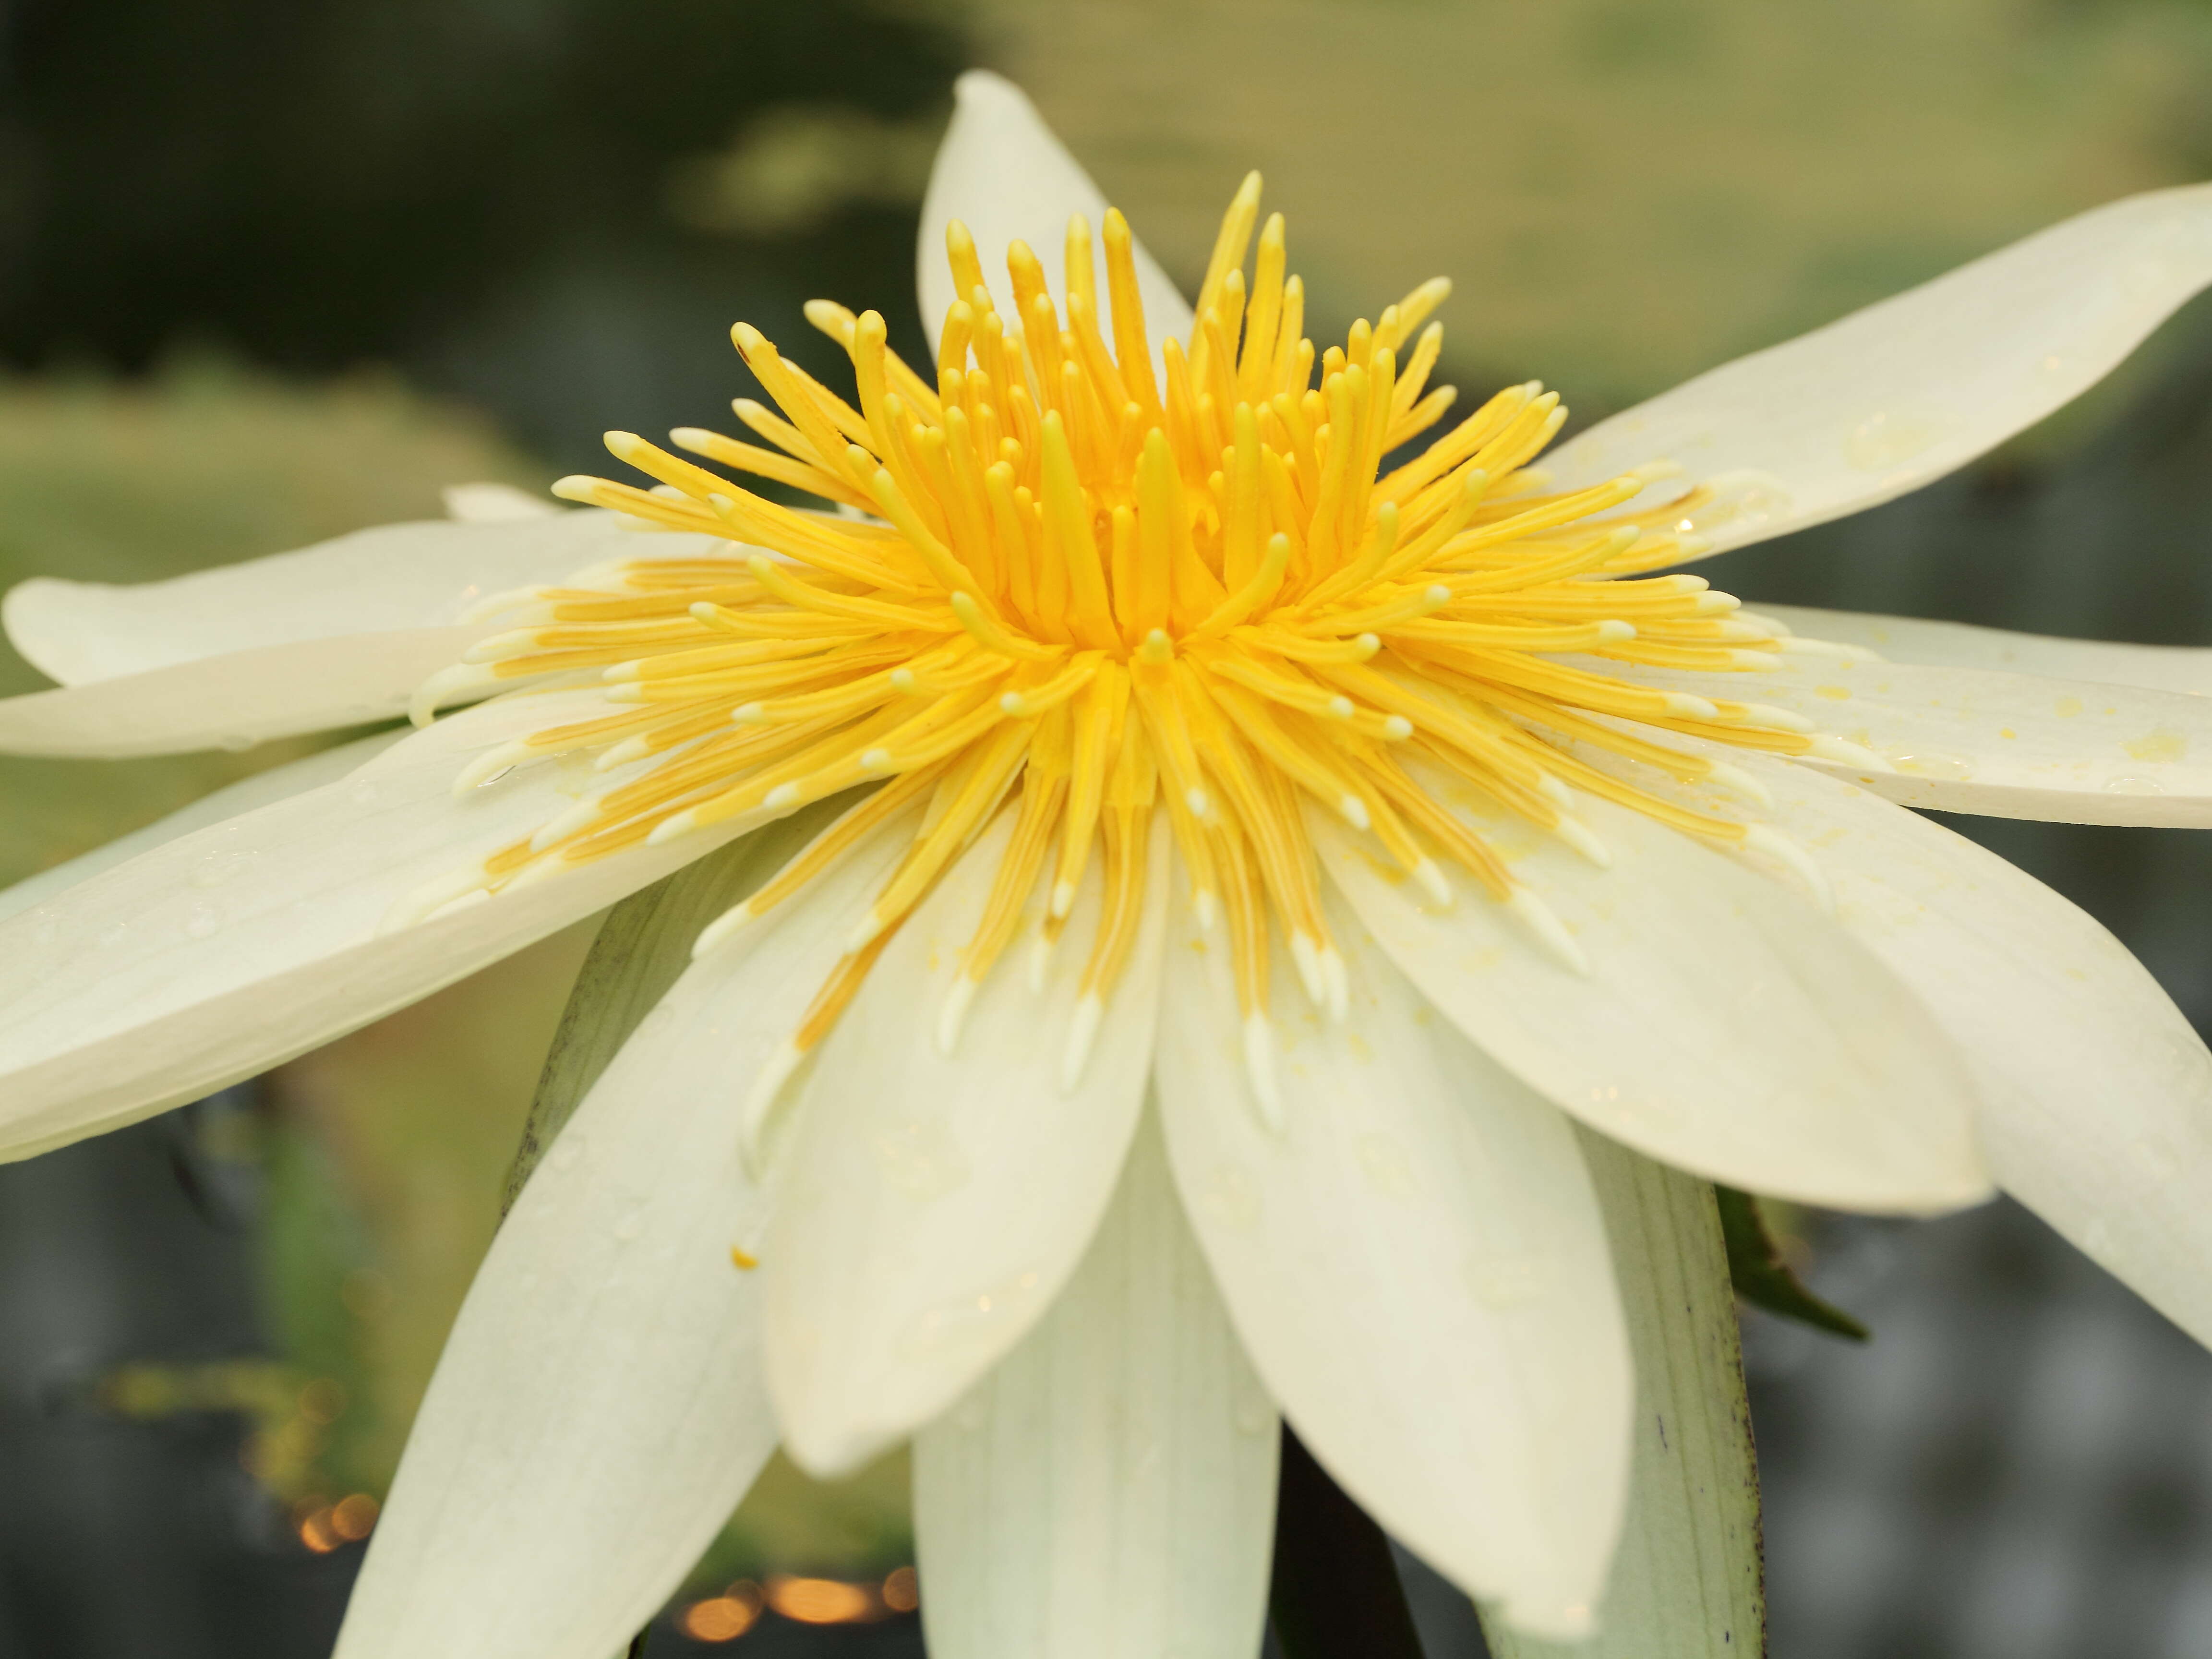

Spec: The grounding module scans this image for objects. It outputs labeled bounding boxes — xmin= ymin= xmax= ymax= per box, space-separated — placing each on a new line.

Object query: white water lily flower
xmin=7 ymin=66 xmax=2212 ymax=1651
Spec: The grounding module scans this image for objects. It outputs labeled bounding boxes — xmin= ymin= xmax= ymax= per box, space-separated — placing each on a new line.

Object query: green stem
xmin=1269 ymin=1425 xmax=1426 ymax=1659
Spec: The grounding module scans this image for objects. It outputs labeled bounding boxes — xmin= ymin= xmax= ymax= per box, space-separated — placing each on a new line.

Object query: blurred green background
xmin=2 ymin=0 xmax=2211 ymax=1655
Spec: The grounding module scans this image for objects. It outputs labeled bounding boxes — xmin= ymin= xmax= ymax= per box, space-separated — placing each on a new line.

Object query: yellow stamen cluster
xmin=410 ymin=173 xmax=1873 ymax=1123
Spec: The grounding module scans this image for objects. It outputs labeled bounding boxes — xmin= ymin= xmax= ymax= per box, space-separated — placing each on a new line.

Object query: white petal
xmin=1758 ymin=603 xmax=2212 ymax=696
xmin=1691 ymin=748 xmax=2212 ymax=1349
xmin=0 ymin=729 xmax=406 ymax=926
xmin=1546 ymin=183 xmax=2212 ymax=554
xmin=912 ymin=1108 xmax=1277 ymax=1659
xmin=1603 ymin=655 xmax=2212 ymax=825
xmin=918 ymin=71 xmax=1194 ymax=359
xmin=0 ymin=628 xmax=482 ymax=757
xmin=1152 ymin=883 xmax=1633 ymax=1639
xmin=1315 ymin=782 xmax=1991 ymax=1213
xmin=443 ymin=481 xmax=563 ymax=522
xmin=0 ymin=693 xmax=773 ymax=1159
xmin=335 ymin=809 xmax=913 ymax=1659
xmin=1481 ymin=1131 xmax=1764 ymax=1657
xmin=2 ymin=510 xmax=730 ymax=704
xmin=764 ymin=808 xmax=1172 ymax=1476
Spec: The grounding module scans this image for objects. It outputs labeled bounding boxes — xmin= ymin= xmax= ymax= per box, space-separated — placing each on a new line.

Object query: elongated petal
xmin=765 ymin=811 xmax=1172 ymax=1476
xmin=1547 ymin=183 xmax=2212 ymax=554
xmin=912 ymin=1108 xmax=1277 ymax=1659
xmin=0 ymin=629 xmax=481 ymax=757
xmin=1153 ymin=885 xmax=1632 ymax=1638
xmin=1687 ymin=747 xmax=2212 ymax=1349
xmin=1761 ymin=604 xmax=2212 ymax=696
xmin=1482 ymin=1131 xmax=1764 ymax=1657
xmin=1603 ymin=655 xmax=2212 ymax=825
xmin=4 ymin=513 xmax=680 ymax=683
xmin=1316 ymin=782 xmax=1991 ymax=1212
xmin=336 ymin=809 xmax=914 ymax=1659
xmin=918 ymin=71 xmax=1194 ymax=357
xmin=0 ymin=693 xmax=773 ymax=1159
xmin=0 ymin=729 xmax=406 ymax=926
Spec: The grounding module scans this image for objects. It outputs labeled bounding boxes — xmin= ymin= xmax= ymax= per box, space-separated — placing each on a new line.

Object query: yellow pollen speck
xmin=1814 ymin=684 xmax=1851 ymax=700
xmin=730 ymin=1246 xmax=759 ymax=1271
xmin=2124 ymin=730 xmax=2186 ymax=763
xmin=1999 ymin=727 xmax=2017 ymax=740
xmin=405 ymin=174 xmax=1901 ymax=1077
xmin=2056 ymin=695 xmax=2085 ymax=718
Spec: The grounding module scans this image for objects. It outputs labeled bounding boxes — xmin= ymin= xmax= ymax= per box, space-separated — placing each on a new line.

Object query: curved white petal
xmin=335 ymin=810 xmax=913 ymax=1659
xmin=918 ymin=71 xmax=1194 ymax=360
xmin=0 ymin=729 xmax=406 ymax=926
xmin=0 ymin=693 xmax=776 ymax=1159
xmin=1546 ymin=183 xmax=2212 ymax=555
xmin=3 ymin=512 xmax=697 ymax=685
xmin=912 ymin=1108 xmax=1277 ymax=1659
xmin=1317 ymin=782 xmax=1990 ymax=1213
xmin=764 ymin=809 xmax=1172 ymax=1477
xmin=1759 ymin=604 xmax=2212 ymax=697
xmin=0 ymin=628 xmax=484 ymax=757
xmin=1602 ymin=655 xmax=2212 ymax=825
xmin=442 ymin=481 xmax=562 ymax=523
xmin=1152 ymin=884 xmax=1632 ymax=1639
xmin=1681 ymin=747 xmax=2212 ymax=1349
xmin=1481 ymin=1131 xmax=1764 ymax=1658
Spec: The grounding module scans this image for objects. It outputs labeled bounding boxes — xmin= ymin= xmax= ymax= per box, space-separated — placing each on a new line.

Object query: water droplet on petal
xmin=2103 ymin=774 xmax=2165 ymax=796
xmin=348 ymin=778 xmax=382 ymax=807
xmin=184 ymin=902 xmax=222 ymax=939
xmin=549 ymin=1133 xmax=589 ymax=1172
xmin=1892 ymin=750 xmax=1973 ymax=781
xmin=191 ymin=850 xmax=259 ymax=889
xmin=1843 ymin=409 xmax=1955 ymax=472
xmin=1671 ymin=470 xmax=1794 ymax=539
xmin=613 ymin=1206 xmax=647 ymax=1243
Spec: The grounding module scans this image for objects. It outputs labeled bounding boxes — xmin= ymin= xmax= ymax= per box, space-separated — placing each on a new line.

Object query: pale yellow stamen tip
xmin=1661 ymin=692 xmax=1721 ymax=721
xmin=1506 ymin=888 xmax=1588 ymax=976
xmin=1705 ymin=760 xmax=1774 ymax=810
xmin=739 ymin=1041 xmax=806 ymax=1173
xmin=647 ymin=810 xmax=702 ymax=845
xmin=454 ymin=742 xmax=532 ymax=794
xmin=1289 ymin=931 xmax=1327 ymax=1009
xmin=1743 ymin=824 xmax=1834 ymax=912
xmin=1060 ymin=995 xmax=1105 ymax=1094
xmin=530 ymin=799 xmax=603 ymax=853
xmin=1339 ymin=793 xmax=1369 ymax=830
xmin=1050 ymin=880 xmax=1077 ymax=920
xmin=1414 ymin=858 xmax=1452 ymax=907
xmin=1731 ymin=702 xmax=1815 ymax=733
xmin=937 ymin=975 xmax=979 ymax=1056
xmin=693 ymin=900 xmax=756 ymax=960
xmin=379 ymin=866 xmax=491 ymax=936
xmin=1382 ymin=715 xmax=1413 ymax=740
xmin=1804 ymin=734 xmax=1896 ymax=773
xmin=1554 ymin=815 xmax=1611 ymax=868
xmin=1243 ymin=1013 xmax=1285 ymax=1132
xmin=1778 ymin=636 xmax=1882 ymax=662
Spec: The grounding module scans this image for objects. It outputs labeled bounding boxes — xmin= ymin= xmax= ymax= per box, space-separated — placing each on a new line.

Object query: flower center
xmin=404 ymin=173 xmax=1879 ymax=1134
